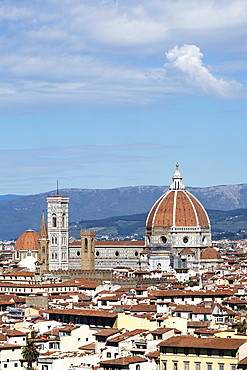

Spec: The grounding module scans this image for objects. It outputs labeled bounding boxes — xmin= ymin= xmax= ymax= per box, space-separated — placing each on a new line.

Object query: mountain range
xmin=1 ymin=183 xmax=247 ymax=240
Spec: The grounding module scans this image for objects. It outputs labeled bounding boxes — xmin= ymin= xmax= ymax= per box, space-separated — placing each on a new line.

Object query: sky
xmin=0 ymin=0 xmax=247 ymax=195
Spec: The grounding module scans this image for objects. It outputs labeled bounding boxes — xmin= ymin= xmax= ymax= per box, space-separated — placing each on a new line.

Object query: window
xmin=136 ymin=366 xmax=140 ymax=370
xmin=195 ymin=349 xmax=200 ymax=357
xmin=14 ymin=364 xmax=18 ymax=368
xmin=231 ymin=351 xmax=236 ymax=358
xmin=231 ymin=366 xmax=236 ymax=370
xmin=52 ymin=214 xmax=57 ymax=227
xmin=195 ymin=363 xmax=201 ymax=370
xmin=162 ymin=361 xmax=167 ymax=370
xmin=219 ymin=364 xmax=224 ymax=370
xmin=107 ymin=352 xmax=111 ymax=358
xmin=207 ymin=363 xmax=212 ymax=370
xmin=173 ymin=347 xmax=178 ymax=355
xmin=62 ymin=213 xmax=66 ymax=228
xmin=85 ymin=238 xmax=88 ymax=252
xmin=184 ymin=362 xmax=189 ymax=370
xmin=42 ymin=366 xmax=48 ymax=370
xmin=219 ymin=350 xmax=224 ymax=358
xmin=173 ymin=362 xmax=178 ymax=370
xmin=184 ymin=348 xmax=189 ymax=356
xmin=215 ymin=317 xmax=224 ymax=323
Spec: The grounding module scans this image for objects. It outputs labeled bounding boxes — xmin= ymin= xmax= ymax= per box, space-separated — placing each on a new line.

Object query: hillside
xmin=69 ymin=209 xmax=247 ymax=241
xmin=1 ymin=184 xmax=247 ymax=239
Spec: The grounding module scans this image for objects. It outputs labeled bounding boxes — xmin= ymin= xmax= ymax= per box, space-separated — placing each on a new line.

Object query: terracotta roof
xmin=146 ymin=189 xmax=210 ymax=229
xmin=201 ymin=247 xmax=222 ymax=260
xmin=130 ymin=304 xmax=157 ymax=313
xmin=15 ymin=230 xmax=39 ymax=251
xmin=3 ymin=271 xmax=35 ymax=277
xmin=100 ymin=355 xmax=147 ymax=366
xmin=150 ymin=327 xmax=174 ymax=334
xmin=180 ymin=247 xmax=195 ymax=254
xmin=146 ymin=350 xmax=160 ymax=359
xmin=5 ymin=330 xmax=27 ymax=337
xmin=44 ymin=308 xmax=118 ymax=318
xmin=159 ymin=335 xmax=247 ymax=349
xmin=95 ymin=241 xmax=145 ymax=246
xmin=93 ymin=329 xmax=121 ymax=337
xmin=79 ymin=342 xmax=95 ymax=351
xmin=107 ymin=329 xmax=148 ymax=343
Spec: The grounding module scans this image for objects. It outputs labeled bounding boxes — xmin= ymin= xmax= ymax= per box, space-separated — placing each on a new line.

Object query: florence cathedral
xmin=13 ymin=165 xmax=223 ymax=273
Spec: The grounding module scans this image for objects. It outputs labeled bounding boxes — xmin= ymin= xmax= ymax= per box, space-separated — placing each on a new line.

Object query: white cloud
xmin=164 ymin=44 xmax=241 ymax=97
xmin=0 ymin=0 xmax=245 ymax=112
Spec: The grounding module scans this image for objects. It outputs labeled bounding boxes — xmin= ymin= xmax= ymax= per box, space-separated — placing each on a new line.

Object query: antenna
xmin=57 ymin=180 xmax=59 ymax=195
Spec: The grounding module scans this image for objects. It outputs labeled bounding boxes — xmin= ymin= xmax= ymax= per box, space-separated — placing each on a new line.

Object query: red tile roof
xmin=159 ymin=335 xmax=247 ymax=349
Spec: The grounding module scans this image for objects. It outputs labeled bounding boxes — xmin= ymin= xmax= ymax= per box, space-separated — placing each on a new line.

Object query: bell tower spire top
xmin=170 ymin=163 xmax=185 ymax=190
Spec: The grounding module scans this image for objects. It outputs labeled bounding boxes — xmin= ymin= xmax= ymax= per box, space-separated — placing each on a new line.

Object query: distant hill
xmin=69 ymin=208 xmax=247 ymax=241
xmin=1 ymin=184 xmax=247 ymax=240
xmin=0 ymin=194 xmax=23 ymax=203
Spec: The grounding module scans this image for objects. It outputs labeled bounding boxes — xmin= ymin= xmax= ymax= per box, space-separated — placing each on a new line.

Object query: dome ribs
xmin=186 ymin=192 xmax=210 ymax=228
xmin=15 ymin=230 xmax=39 ymax=251
xmin=153 ymin=191 xmax=174 ymax=227
xmin=175 ymin=191 xmax=197 ymax=227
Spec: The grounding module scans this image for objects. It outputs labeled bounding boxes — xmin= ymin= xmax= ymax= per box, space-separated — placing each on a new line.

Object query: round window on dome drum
xmin=183 ymin=237 xmax=189 ymax=244
xmin=160 ymin=236 xmax=167 ymax=244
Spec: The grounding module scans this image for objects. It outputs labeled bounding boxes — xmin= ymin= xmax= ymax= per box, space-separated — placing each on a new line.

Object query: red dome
xmin=146 ymin=165 xmax=210 ymax=230
xmin=146 ymin=189 xmax=210 ymax=229
xmin=15 ymin=230 xmax=39 ymax=251
xmin=201 ymin=247 xmax=221 ymax=260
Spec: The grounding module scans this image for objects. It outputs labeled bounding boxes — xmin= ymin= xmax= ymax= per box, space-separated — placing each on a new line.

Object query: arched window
xmin=62 ymin=213 xmax=66 ymax=228
xmin=52 ymin=214 xmax=57 ymax=227
xmin=85 ymin=238 xmax=88 ymax=253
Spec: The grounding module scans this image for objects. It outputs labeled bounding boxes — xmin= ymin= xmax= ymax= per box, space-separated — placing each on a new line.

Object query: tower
xmin=38 ymin=211 xmax=49 ymax=273
xmin=46 ymin=193 xmax=69 ymax=270
xmin=80 ymin=230 xmax=96 ymax=270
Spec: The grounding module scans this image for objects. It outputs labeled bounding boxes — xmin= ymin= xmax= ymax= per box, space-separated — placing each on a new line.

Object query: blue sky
xmin=0 ymin=0 xmax=247 ymax=195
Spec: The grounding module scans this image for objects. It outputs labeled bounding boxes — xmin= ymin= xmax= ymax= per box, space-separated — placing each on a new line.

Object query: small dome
xmin=15 ymin=230 xmax=39 ymax=251
xmin=201 ymin=247 xmax=221 ymax=260
xmin=146 ymin=166 xmax=210 ymax=229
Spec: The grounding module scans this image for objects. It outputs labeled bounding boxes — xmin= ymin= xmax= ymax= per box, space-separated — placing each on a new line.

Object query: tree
xmin=22 ymin=340 xmax=39 ymax=370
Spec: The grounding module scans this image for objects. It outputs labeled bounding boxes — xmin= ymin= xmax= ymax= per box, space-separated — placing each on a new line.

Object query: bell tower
xmin=38 ymin=211 xmax=49 ymax=273
xmin=46 ymin=193 xmax=69 ymax=271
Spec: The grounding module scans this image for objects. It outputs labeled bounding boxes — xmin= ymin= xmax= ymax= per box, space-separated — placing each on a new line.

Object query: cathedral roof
xmin=15 ymin=230 xmax=39 ymax=251
xmin=146 ymin=165 xmax=210 ymax=229
xmin=201 ymin=247 xmax=221 ymax=260
xmin=180 ymin=247 xmax=195 ymax=254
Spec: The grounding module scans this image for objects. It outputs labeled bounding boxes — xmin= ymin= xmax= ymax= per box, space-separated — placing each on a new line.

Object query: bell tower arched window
xmin=52 ymin=214 xmax=57 ymax=227
xmin=62 ymin=213 xmax=66 ymax=228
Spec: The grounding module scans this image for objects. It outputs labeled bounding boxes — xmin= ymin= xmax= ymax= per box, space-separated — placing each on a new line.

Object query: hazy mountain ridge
xmin=1 ymin=184 xmax=247 ymax=239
